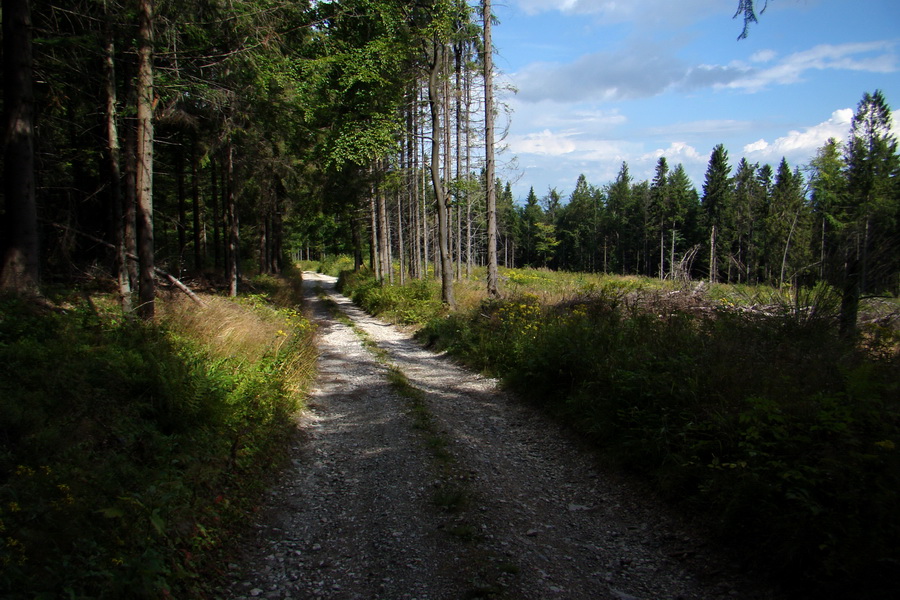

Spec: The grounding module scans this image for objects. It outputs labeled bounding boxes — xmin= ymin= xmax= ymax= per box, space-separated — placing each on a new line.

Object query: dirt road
xmin=226 ymin=272 xmax=781 ymax=600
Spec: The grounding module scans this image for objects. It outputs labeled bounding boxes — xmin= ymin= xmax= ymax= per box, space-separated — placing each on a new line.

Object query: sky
xmin=489 ymin=0 xmax=900 ymax=202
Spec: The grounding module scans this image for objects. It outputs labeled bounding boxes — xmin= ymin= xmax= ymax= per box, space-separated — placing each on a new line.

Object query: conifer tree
xmin=839 ymin=90 xmax=900 ymax=335
xmin=605 ymin=162 xmax=632 ymax=273
xmin=650 ymin=157 xmax=670 ymax=279
xmin=0 ymin=0 xmax=38 ymax=294
xmin=701 ymin=144 xmax=732 ymax=283
xmin=808 ymin=138 xmax=847 ymax=280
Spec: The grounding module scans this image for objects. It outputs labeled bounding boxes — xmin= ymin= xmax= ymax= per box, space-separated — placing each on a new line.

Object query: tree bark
xmin=211 ymin=156 xmax=221 ymax=270
xmin=176 ymin=143 xmax=187 ymax=271
xmin=442 ymin=47 xmax=454 ymax=280
xmin=225 ymin=143 xmax=239 ymax=296
xmin=135 ymin=0 xmax=155 ymax=318
xmin=191 ymin=137 xmax=203 ymax=271
xmin=454 ymin=42 xmax=463 ymax=281
xmin=483 ymin=0 xmax=499 ymax=297
xmin=370 ymin=191 xmax=380 ymax=279
xmin=0 ymin=0 xmax=39 ymax=294
xmin=464 ymin=56 xmax=473 ymax=278
xmin=428 ymin=40 xmax=455 ymax=307
xmin=377 ymin=164 xmax=391 ymax=283
xmin=101 ymin=13 xmax=130 ymax=311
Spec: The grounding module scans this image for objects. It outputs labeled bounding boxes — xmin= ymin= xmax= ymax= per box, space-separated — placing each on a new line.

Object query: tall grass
xmin=0 ymin=273 xmax=316 ymax=599
xmin=340 ymin=267 xmax=899 ymax=599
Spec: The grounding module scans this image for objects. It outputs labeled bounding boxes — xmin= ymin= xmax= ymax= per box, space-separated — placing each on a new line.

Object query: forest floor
xmin=223 ymin=272 xmax=786 ymax=600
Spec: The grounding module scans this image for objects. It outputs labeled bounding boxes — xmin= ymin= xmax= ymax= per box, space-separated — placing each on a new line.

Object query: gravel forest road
xmin=225 ymin=271 xmax=782 ymax=600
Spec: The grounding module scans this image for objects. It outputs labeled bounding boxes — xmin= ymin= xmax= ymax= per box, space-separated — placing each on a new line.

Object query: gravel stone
xmin=223 ymin=272 xmax=784 ymax=600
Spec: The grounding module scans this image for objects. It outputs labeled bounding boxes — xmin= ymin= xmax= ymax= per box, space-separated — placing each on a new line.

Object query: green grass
xmin=339 ymin=266 xmax=900 ymax=600
xmin=0 ymin=273 xmax=316 ymax=599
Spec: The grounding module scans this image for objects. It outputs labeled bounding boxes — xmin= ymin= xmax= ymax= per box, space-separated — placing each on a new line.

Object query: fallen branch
xmin=47 ymin=222 xmax=207 ymax=307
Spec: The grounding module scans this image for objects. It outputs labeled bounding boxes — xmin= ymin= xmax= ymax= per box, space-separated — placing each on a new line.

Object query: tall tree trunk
xmin=102 ymin=14 xmax=130 ymax=310
xmin=225 ymin=143 xmax=239 ymax=296
xmin=659 ymin=222 xmax=665 ymax=279
xmin=442 ymin=49 xmax=454 ymax=280
xmin=1 ymin=0 xmax=39 ymax=294
xmin=670 ymin=222 xmax=676 ymax=281
xmin=464 ymin=57 xmax=473 ymax=278
xmin=420 ymin=86 xmax=429 ymax=279
xmin=123 ymin=80 xmax=139 ymax=290
xmin=191 ymin=137 xmax=203 ymax=271
xmin=211 ymin=156 xmax=220 ymax=270
xmin=428 ymin=40 xmax=455 ymax=307
xmin=370 ymin=192 xmax=380 ymax=279
xmin=708 ymin=223 xmax=717 ymax=284
xmin=397 ymin=190 xmax=405 ymax=285
xmin=135 ymin=0 xmax=155 ymax=318
xmin=272 ymin=189 xmax=283 ymax=274
xmin=259 ymin=215 xmax=268 ymax=274
xmin=408 ymin=90 xmax=421 ymax=279
xmin=840 ymin=255 xmax=861 ymax=338
xmin=351 ymin=214 xmax=363 ymax=271
xmin=454 ymin=42 xmax=463 ymax=281
xmin=377 ymin=164 xmax=391 ymax=283
xmin=483 ymin=0 xmax=499 ymax=297
xmin=176 ymin=144 xmax=187 ymax=272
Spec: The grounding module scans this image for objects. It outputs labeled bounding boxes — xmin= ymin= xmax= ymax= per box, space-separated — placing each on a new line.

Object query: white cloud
xmin=725 ymin=41 xmax=898 ymax=92
xmin=750 ymin=49 xmax=778 ymax=63
xmin=641 ymin=141 xmax=704 ymax=163
xmin=743 ymin=139 xmax=770 ymax=153
xmin=514 ymin=42 xmax=688 ymax=102
xmin=742 ymin=109 xmax=854 ymax=163
xmin=511 ymin=129 xmax=579 ymax=155
xmin=513 ymin=0 xmax=723 ymax=25
xmin=512 ymin=40 xmax=898 ymax=105
xmin=743 ymin=108 xmax=900 ymax=163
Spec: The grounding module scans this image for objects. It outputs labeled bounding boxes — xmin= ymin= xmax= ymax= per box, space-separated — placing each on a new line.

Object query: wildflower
xmin=7 ymin=502 xmax=21 ymax=513
xmin=57 ymin=484 xmax=75 ymax=504
xmin=875 ymin=439 xmax=895 ymax=450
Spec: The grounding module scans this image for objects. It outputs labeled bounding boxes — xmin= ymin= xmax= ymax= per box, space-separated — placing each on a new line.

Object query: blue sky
xmin=490 ymin=0 xmax=900 ymax=202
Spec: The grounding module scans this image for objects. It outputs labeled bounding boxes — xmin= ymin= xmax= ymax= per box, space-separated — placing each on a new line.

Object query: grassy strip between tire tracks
xmin=0 ymin=271 xmax=317 ymax=599
xmin=316 ymin=287 xmax=510 ymax=598
xmin=336 ymin=264 xmax=899 ymax=600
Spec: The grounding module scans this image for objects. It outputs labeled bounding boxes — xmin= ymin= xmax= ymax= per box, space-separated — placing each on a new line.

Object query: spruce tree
xmin=701 ymin=144 xmax=732 ymax=283
xmin=840 ymin=90 xmax=900 ymax=335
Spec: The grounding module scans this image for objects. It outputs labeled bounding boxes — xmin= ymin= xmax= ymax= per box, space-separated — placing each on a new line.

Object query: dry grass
xmin=158 ymin=283 xmax=318 ymax=402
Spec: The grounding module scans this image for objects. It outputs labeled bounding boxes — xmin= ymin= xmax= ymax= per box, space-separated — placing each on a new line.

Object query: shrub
xmin=416 ymin=283 xmax=899 ymax=598
xmin=0 ymin=276 xmax=316 ymax=599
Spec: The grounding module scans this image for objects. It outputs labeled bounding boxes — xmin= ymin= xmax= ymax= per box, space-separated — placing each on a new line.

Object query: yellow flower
xmin=874 ymin=439 xmax=895 ymax=450
xmin=7 ymin=502 xmax=21 ymax=513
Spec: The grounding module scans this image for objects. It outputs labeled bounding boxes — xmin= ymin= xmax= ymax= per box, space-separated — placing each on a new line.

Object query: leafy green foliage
xmin=338 ymin=268 xmax=445 ymax=324
xmin=0 ymin=285 xmax=315 ymax=599
xmin=341 ymin=268 xmax=899 ymax=598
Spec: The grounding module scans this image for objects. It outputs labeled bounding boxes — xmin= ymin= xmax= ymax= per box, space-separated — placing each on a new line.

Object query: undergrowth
xmin=339 ymin=267 xmax=900 ymax=599
xmin=0 ymin=272 xmax=316 ymax=599
xmin=338 ymin=269 xmax=446 ymax=325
